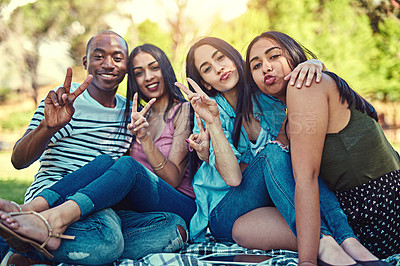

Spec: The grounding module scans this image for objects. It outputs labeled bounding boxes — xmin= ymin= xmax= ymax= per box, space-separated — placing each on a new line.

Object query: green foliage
xmin=0 ymin=109 xmax=34 ymax=131
xmin=210 ymin=9 xmax=270 ymax=54
xmin=213 ymin=0 xmax=400 ymax=102
xmin=0 ymin=87 xmax=11 ymax=103
xmin=129 ymin=19 xmax=173 ymax=56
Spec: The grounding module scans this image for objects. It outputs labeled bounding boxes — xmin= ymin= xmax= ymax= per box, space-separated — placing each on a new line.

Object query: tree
xmin=1 ymin=0 xmax=116 ymax=104
xmin=219 ymin=0 xmax=400 ymax=101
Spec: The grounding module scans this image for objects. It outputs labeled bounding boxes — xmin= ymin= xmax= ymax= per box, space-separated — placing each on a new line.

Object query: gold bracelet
xmin=152 ymin=157 xmax=168 ymax=171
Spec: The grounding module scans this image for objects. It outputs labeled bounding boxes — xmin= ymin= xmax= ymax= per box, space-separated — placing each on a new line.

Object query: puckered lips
xmin=220 ymin=71 xmax=232 ymax=81
xmin=146 ymin=82 xmax=159 ymax=91
xmin=264 ymin=74 xmax=276 ymax=85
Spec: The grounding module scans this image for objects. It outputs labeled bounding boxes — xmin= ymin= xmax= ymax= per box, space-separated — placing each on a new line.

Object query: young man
xmin=1 ymin=31 xmax=186 ymax=265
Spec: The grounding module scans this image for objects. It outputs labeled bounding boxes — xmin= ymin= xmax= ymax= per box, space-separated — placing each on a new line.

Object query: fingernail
xmin=188 ymin=145 xmax=193 ymax=152
xmin=297 ymin=84 xmax=301 ymax=88
xmin=185 ymin=139 xmax=190 ymax=143
xmin=306 ymin=82 xmax=310 ymax=86
xmin=291 ymin=81 xmax=295 ymax=85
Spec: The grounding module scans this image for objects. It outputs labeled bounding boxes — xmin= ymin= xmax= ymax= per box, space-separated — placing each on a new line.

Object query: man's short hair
xmin=85 ymin=31 xmax=129 ymax=55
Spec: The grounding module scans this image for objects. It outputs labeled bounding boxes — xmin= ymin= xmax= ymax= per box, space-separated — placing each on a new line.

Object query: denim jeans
xmin=0 ymin=237 xmax=9 ymax=261
xmin=26 ymin=155 xmax=190 ymax=264
xmin=38 ymin=155 xmax=196 ymax=227
xmin=210 ymin=142 xmax=356 ymax=244
xmin=18 ymin=208 xmax=186 ymax=265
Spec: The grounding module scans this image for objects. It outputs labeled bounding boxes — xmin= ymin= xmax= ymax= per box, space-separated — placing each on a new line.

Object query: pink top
xmin=130 ymin=103 xmax=195 ymax=198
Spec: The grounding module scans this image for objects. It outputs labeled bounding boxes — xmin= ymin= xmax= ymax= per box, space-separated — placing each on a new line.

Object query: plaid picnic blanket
xmin=114 ymin=241 xmax=400 ymax=266
xmin=117 ymin=242 xmax=298 ymax=266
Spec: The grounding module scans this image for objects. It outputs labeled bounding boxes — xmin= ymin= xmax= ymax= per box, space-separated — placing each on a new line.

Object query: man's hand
xmin=44 ymin=67 xmax=92 ymax=128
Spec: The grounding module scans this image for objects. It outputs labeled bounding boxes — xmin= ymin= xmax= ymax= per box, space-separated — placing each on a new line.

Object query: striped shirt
xmin=24 ymin=83 xmax=132 ymax=202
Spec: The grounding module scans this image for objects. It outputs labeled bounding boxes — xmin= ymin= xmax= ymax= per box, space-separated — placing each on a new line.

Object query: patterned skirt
xmin=335 ymin=169 xmax=400 ymax=259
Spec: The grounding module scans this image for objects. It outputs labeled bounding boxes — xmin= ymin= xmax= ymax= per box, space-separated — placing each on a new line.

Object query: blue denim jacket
xmin=189 ymin=92 xmax=286 ymax=242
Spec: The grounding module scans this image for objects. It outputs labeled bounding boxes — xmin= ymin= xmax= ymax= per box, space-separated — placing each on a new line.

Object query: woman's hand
xmin=175 ymin=78 xmax=220 ymax=125
xmin=284 ymin=59 xmax=326 ymax=88
xmin=127 ymin=92 xmax=156 ymax=140
xmin=187 ymin=113 xmax=210 ymax=163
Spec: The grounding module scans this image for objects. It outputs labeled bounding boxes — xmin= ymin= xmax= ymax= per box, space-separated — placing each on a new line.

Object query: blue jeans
xmin=210 ymin=142 xmax=356 ymax=244
xmin=22 ymin=208 xmax=185 ymax=264
xmin=27 ymin=155 xmax=190 ymax=263
xmin=38 ymin=155 xmax=196 ymax=227
xmin=0 ymin=237 xmax=9 ymax=261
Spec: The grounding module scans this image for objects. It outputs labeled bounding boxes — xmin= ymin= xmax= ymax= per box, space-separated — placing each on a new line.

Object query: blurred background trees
xmin=1 ymin=0 xmax=399 ymax=104
xmin=0 ymin=0 xmax=399 ymax=127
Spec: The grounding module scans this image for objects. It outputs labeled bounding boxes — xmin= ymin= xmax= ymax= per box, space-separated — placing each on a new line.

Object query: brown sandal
xmin=0 ymin=211 xmax=75 ymax=259
xmin=9 ymin=201 xmax=22 ymax=212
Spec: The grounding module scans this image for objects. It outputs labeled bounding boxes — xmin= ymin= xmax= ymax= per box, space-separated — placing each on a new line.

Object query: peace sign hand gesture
xmin=175 ymin=78 xmax=220 ymax=125
xmin=127 ymin=92 xmax=156 ymax=140
xmin=44 ymin=67 xmax=93 ymax=129
xmin=187 ymin=113 xmax=210 ymax=163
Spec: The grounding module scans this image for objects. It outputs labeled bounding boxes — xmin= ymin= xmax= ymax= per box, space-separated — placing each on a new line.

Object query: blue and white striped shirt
xmin=24 ymin=83 xmax=132 ymax=202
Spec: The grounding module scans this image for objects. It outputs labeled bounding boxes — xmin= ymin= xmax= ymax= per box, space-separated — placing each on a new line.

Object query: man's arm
xmin=11 ymin=122 xmax=61 ymax=169
xmin=11 ymin=67 xmax=92 ymax=169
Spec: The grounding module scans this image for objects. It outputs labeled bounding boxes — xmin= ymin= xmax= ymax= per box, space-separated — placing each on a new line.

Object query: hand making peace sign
xmin=44 ymin=67 xmax=93 ymax=128
xmin=127 ymin=92 xmax=156 ymax=140
xmin=187 ymin=113 xmax=210 ymax=163
xmin=175 ymin=78 xmax=220 ymax=125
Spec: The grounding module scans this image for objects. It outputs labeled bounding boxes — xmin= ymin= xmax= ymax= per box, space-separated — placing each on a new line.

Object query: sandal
xmin=0 ymin=211 xmax=75 ymax=259
xmin=9 ymin=201 xmax=22 ymax=212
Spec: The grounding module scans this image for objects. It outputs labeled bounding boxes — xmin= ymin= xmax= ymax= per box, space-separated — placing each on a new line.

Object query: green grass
xmin=0 ymin=179 xmax=31 ymax=204
xmin=0 ymin=151 xmax=39 ymax=204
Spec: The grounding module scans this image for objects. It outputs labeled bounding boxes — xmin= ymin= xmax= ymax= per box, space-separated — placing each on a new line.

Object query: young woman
xmin=175 ymin=37 xmax=375 ymax=266
xmin=240 ymin=31 xmax=399 ymax=265
xmin=0 ymin=44 xmax=196 ymax=262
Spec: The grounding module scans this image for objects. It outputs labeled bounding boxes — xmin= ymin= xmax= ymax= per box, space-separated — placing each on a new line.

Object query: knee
xmin=95 ymin=154 xmax=115 ymax=168
xmin=232 ymin=216 xmax=248 ymax=247
xmin=115 ymin=156 xmax=141 ymax=171
xmin=177 ymin=225 xmax=187 ymax=243
xmin=164 ymin=213 xmax=187 ymax=251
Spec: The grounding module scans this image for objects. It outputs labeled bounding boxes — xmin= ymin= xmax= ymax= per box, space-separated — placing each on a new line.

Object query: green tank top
xmin=320 ymin=104 xmax=400 ymax=191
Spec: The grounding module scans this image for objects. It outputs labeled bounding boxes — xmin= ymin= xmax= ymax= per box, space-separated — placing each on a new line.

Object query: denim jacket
xmin=189 ymin=92 xmax=286 ymax=242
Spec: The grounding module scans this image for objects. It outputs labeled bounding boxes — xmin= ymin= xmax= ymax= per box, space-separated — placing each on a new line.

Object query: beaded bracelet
xmin=152 ymin=157 xmax=168 ymax=171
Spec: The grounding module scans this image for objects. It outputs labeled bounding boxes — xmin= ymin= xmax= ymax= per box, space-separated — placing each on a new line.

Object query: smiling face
xmin=132 ymin=52 xmax=165 ymax=100
xmin=83 ymin=33 xmax=128 ymax=93
xmin=249 ymin=37 xmax=292 ymax=102
xmin=194 ymin=44 xmax=239 ymax=94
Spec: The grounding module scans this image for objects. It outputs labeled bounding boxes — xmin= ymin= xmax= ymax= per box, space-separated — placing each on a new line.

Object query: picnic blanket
xmin=6 ymin=233 xmax=399 ymax=265
xmin=115 ymin=241 xmax=400 ymax=266
xmin=2 ymin=235 xmax=400 ymax=265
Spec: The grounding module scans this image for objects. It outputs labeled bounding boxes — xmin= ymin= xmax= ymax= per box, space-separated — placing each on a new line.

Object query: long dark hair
xmin=185 ymin=37 xmax=252 ymax=148
xmin=125 ymin=44 xmax=186 ymax=127
xmin=245 ymin=31 xmax=377 ymax=121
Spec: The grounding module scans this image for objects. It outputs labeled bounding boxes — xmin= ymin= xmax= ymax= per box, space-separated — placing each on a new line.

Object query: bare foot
xmin=340 ymin=238 xmax=378 ymax=262
xmin=319 ymin=235 xmax=357 ymax=265
xmin=0 ymin=199 xmax=21 ymax=213
xmin=1 ymin=212 xmax=63 ymax=251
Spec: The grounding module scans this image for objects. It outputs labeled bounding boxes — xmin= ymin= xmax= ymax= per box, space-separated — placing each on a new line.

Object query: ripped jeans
xmin=22 ymin=208 xmax=185 ymax=265
xmin=24 ymin=155 xmax=190 ymax=264
xmin=209 ymin=142 xmax=356 ymax=244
